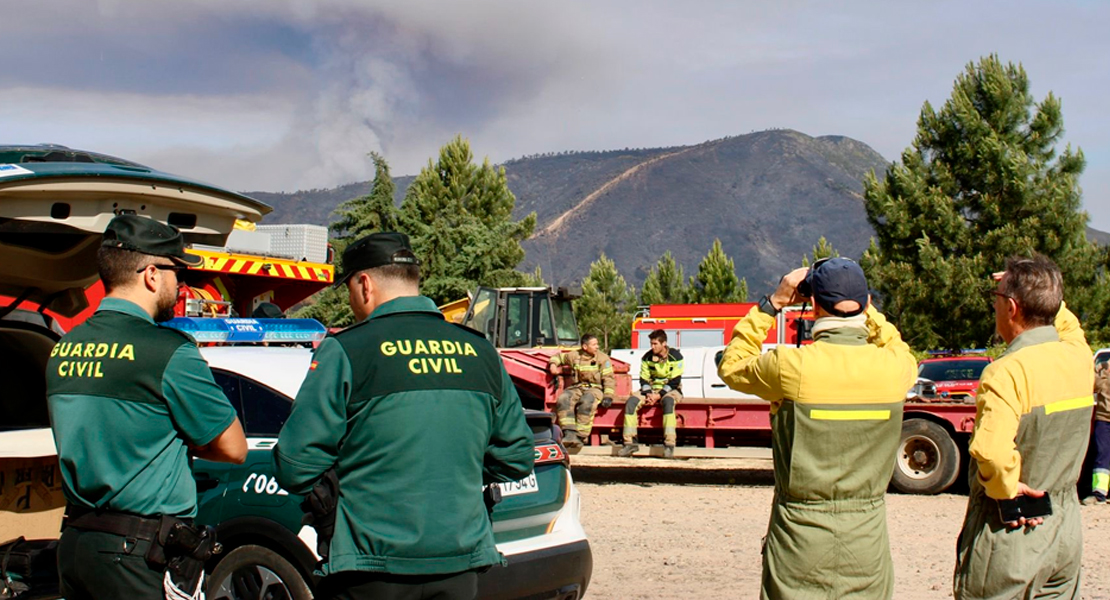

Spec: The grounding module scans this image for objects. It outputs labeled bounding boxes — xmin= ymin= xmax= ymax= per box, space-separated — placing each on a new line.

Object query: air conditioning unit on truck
xmin=478 ymin=295 xmax=975 ymax=496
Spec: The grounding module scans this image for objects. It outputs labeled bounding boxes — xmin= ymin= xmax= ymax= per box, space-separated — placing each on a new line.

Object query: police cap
xmin=102 ymin=214 xmax=202 ymax=266
xmin=805 ymin=257 xmax=868 ymax=317
xmin=334 ymin=231 xmax=420 ymax=288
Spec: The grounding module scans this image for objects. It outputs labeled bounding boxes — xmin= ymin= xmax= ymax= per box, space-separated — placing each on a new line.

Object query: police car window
xmin=238 ymin=378 xmax=293 ymax=437
xmin=210 ymin=370 xmax=244 ymax=423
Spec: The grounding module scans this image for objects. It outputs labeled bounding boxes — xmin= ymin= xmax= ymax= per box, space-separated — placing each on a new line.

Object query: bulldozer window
xmin=505 ymin=293 xmax=530 ymax=348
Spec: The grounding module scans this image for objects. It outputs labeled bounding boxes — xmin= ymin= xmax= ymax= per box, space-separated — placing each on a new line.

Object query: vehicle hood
xmin=0 ymin=146 xmax=271 ymax=316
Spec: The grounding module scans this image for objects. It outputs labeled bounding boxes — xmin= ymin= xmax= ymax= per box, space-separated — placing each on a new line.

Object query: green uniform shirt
xmin=273 ymin=295 xmax=534 ymax=577
xmin=46 ymin=298 xmax=236 ymax=518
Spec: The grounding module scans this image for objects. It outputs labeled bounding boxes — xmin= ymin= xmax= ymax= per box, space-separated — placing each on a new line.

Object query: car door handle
xmin=195 ymin=475 xmax=220 ymax=492
xmin=710 ymin=384 xmax=727 ymax=388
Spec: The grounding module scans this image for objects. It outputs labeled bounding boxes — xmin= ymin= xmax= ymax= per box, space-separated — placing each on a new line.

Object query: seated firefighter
xmin=549 ymin=334 xmax=616 ymax=448
xmin=620 ymin=329 xmax=684 ymax=459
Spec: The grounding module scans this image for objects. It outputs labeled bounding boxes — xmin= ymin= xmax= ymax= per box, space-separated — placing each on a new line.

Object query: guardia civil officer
xmin=549 ymin=333 xmax=616 ymax=449
xmin=272 ymin=232 xmax=535 ymax=600
xmin=718 ymin=258 xmax=917 ymax=599
xmin=954 ymin=255 xmax=1094 ymax=599
xmin=47 ymin=215 xmax=247 ymax=600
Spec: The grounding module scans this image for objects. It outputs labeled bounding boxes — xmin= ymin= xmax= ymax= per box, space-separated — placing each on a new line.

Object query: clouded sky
xmin=3 ymin=1 xmax=1108 ymax=229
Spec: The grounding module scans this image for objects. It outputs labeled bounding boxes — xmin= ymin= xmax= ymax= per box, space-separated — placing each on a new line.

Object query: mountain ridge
xmin=247 ymin=130 xmax=1109 ymax=290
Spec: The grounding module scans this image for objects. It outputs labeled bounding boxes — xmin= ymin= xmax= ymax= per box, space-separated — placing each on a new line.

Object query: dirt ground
xmin=571 ymin=455 xmax=1110 ymax=600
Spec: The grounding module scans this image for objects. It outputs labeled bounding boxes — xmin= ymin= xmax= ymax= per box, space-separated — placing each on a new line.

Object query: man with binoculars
xmin=718 ymin=257 xmax=917 ymax=599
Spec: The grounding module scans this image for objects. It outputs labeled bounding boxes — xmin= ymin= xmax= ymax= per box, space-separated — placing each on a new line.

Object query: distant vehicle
xmin=1095 ymin=348 xmax=1110 ymax=367
xmin=916 ymin=356 xmax=992 ymax=403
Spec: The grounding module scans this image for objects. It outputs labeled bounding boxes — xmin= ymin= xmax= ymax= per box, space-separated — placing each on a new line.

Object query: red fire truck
xmin=629 ymin=302 xmax=814 ymax=349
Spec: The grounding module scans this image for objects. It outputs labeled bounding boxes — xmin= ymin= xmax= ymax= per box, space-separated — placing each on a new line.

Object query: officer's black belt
xmin=63 ymin=507 xmax=189 ymax=541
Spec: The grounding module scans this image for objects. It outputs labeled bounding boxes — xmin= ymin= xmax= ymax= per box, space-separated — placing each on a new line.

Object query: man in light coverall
xmin=549 ymin=333 xmax=616 ymax=449
xmin=273 ymin=232 xmax=535 ymax=600
xmin=953 ymin=255 xmax=1094 ymax=599
xmin=718 ymin=258 xmax=916 ymax=599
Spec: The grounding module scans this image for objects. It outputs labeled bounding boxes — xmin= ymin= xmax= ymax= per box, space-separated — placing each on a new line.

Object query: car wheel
xmin=208 ymin=544 xmax=312 ymax=600
xmin=891 ymin=418 xmax=960 ymax=495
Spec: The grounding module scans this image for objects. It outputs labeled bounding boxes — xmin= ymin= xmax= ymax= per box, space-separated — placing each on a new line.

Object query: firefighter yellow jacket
xmin=718 ymin=304 xmax=916 ymax=599
xmin=954 ymin=304 xmax=1093 ymax=599
xmin=549 ymin=349 xmax=616 ymax=397
xmin=967 ymin=304 xmax=1094 ymax=500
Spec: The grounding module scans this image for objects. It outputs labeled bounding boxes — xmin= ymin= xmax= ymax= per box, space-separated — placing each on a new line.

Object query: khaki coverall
xmin=953 ymin=305 xmax=1094 ymax=600
xmin=719 ymin=305 xmax=916 ymax=600
xmin=550 ymin=349 xmax=615 ymax=438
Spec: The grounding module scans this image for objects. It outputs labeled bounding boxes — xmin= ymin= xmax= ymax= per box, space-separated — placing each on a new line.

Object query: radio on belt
xmin=163 ymin=317 xmax=328 ymax=343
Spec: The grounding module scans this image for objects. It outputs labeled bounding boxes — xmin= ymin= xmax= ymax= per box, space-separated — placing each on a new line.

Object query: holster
xmin=150 ymin=517 xmax=221 ymax=595
xmin=300 ymin=469 xmax=340 ymax=561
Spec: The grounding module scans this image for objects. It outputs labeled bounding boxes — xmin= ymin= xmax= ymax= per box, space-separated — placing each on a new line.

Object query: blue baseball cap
xmin=805 ymin=257 xmax=868 ymax=317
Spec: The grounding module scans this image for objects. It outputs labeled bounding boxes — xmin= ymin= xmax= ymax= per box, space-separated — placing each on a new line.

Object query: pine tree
xmin=331 ymin=152 xmax=399 ymax=237
xmin=574 ymin=253 xmax=636 ymax=351
xmin=294 ymin=152 xmax=399 ymax=326
xmin=689 ymin=239 xmax=748 ymax=303
xmin=801 ymin=236 xmax=840 ymax=267
xmin=640 ymin=251 xmax=690 ymax=305
xmin=398 ymin=135 xmax=537 ymax=304
xmin=861 ymin=55 xmax=1105 ymax=350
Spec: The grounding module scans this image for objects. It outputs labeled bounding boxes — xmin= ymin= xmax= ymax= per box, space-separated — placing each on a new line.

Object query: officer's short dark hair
xmin=649 ymin=329 xmax=667 ymax=344
xmin=1000 ymin=254 xmax=1062 ymax=328
xmin=580 ymin=333 xmax=598 ymax=346
xmin=97 ymin=246 xmax=148 ymax=293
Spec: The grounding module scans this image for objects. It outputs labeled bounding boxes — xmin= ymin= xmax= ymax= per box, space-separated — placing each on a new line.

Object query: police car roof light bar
xmin=163 ymin=317 xmax=327 ymax=344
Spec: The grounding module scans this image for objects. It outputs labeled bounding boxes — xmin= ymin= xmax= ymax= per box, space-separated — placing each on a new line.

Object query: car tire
xmin=891 ymin=418 xmax=960 ymax=495
xmin=207 ymin=544 xmax=312 ymax=600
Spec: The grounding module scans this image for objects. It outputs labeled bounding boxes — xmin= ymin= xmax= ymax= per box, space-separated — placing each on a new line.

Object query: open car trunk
xmin=0 ymin=145 xmax=273 ymax=545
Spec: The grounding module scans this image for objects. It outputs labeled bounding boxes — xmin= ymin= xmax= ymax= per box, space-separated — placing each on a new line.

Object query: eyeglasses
xmin=986 ymin=290 xmax=1013 ymax=301
xmin=137 ymin=264 xmax=189 ymax=274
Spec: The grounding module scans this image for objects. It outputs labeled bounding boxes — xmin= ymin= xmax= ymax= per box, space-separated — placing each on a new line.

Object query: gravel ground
xmin=571 ymin=455 xmax=1110 ymax=599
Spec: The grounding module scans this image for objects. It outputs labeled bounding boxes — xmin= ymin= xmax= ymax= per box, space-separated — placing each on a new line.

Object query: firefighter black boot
xmin=562 ymin=430 xmax=582 ymax=449
xmin=618 ymin=443 xmax=639 ymax=457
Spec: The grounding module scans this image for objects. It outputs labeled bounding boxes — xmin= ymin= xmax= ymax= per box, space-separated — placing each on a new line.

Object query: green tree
xmin=689 ymin=239 xmax=748 ymax=303
xmin=640 ymin=251 xmax=690 ymax=305
xmin=398 ymin=135 xmax=537 ymax=304
xmin=801 ymin=236 xmax=840 ymax=267
xmin=575 ymin=253 xmax=636 ymax=351
xmin=294 ymin=152 xmax=399 ymax=326
xmin=331 ymin=152 xmax=399 ymax=237
xmin=861 ymin=55 xmax=1105 ymax=350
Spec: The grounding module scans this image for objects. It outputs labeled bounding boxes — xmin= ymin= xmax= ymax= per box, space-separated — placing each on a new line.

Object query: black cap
xmin=251 ymin=302 xmax=285 ymax=319
xmin=102 ymin=214 xmax=202 ymax=266
xmin=334 ymin=232 xmax=420 ymax=288
xmin=805 ymin=257 xmax=868 ymax=317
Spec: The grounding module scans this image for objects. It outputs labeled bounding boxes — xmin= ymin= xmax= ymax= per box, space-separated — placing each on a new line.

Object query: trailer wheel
xmin=891 ymin=418 xmax=960 ymax=495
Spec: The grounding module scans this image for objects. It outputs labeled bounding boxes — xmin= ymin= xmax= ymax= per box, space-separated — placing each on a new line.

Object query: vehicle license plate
xmin=498 ymin=473 xmax=539 ymax=497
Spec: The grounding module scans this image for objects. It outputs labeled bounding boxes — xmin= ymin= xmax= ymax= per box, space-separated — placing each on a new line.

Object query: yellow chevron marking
xmin=296 ymin=266 xmax=310 ymax=280
xmin=247 ymin=261 xmax=265 ymax=275
xmin=810 ymin=409 xmax=891 ymax=421
xmin=1044 ymin=395 xmax=1094 ymax=415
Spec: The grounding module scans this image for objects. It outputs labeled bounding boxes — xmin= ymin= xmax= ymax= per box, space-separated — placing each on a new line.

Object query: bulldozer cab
xmin=461 ymin=286 xmax=580 ymax=348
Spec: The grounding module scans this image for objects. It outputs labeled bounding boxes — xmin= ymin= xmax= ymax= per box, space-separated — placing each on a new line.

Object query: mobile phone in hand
xmin=999 ymin=494 xmax=1052 ymax=523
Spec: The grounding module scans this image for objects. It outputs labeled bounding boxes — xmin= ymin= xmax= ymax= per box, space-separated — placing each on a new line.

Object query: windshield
xmin=918 ymin=360 xmax=989 ymax=382
xmin=552 ymin=298 xmax=579 ymax=346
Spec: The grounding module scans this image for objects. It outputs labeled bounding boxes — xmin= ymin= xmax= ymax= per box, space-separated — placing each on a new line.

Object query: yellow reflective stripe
xmin=623 ymin=415 xmax=638 ymax=431
xmin=662 ymin=414 xmax=677 ymax=428
xmin=810 ymin=409 xmax=891 ymax=421
xmin=1043 ymin=395 xmax=1094 ymax=415
xmin=577 ymin=365 xmax=600 ymax=371
xmin=603 ymin=388 xmax=615 ymax=395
